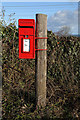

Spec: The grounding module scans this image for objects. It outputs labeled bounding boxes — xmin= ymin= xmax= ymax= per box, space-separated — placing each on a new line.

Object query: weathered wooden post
xmin=35 ymin=14 xmax=47 ymax=108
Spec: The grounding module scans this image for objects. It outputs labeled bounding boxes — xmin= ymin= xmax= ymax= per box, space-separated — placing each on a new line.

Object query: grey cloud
xmin=47 ymin=10 xmax=78 ymax=34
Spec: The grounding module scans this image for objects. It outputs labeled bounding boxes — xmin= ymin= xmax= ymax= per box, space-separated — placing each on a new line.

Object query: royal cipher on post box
xmin=18 ymin=19 xmax=35 ymax=59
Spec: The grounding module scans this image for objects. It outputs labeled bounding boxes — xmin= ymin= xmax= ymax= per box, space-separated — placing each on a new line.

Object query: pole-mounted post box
xmin=18 ymin=15 xmax=47 ymax=108
xmin=18 ymin=19 xmax=35 ymax=59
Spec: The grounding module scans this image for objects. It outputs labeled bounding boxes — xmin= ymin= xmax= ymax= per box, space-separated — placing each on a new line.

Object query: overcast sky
xmin=0 ymin=1 xmax=79 ymax=34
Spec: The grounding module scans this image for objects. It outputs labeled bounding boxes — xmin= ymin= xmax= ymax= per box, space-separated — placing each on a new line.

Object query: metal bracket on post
xmin=35 ymin=37 xmax=48 ymax=51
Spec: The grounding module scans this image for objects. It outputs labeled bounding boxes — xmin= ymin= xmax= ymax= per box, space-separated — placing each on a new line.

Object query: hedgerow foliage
xmin=1 ymin=10 xmax=80 ymax=120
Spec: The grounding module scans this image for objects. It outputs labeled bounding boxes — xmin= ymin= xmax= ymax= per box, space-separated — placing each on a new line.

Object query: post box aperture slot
xmin=19 ymin=26 xmax=33 ymax=28
xmin=23 ymin=39 xmax=30 ymax=52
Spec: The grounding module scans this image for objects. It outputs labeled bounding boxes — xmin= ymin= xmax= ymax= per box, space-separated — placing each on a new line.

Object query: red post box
xmin=18 ymin=19 xmax=35 ymax=59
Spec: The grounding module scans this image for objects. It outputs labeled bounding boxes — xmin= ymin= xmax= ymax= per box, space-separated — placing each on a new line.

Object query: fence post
xmin=35 ymin=14 xmax=47 ymax=108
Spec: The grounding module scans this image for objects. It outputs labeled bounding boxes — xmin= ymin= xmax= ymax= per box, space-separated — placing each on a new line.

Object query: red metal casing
xmin=18 ymin=19 xmax=35 ymax=59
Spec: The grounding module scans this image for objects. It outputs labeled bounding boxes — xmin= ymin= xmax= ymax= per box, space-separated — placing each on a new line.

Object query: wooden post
xmin=35 ymin=14 xmax=47 ymax=108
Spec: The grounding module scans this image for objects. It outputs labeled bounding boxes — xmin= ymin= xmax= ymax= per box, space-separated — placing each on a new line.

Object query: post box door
xmin=18 ymin=19 xmax=35 ymax=59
